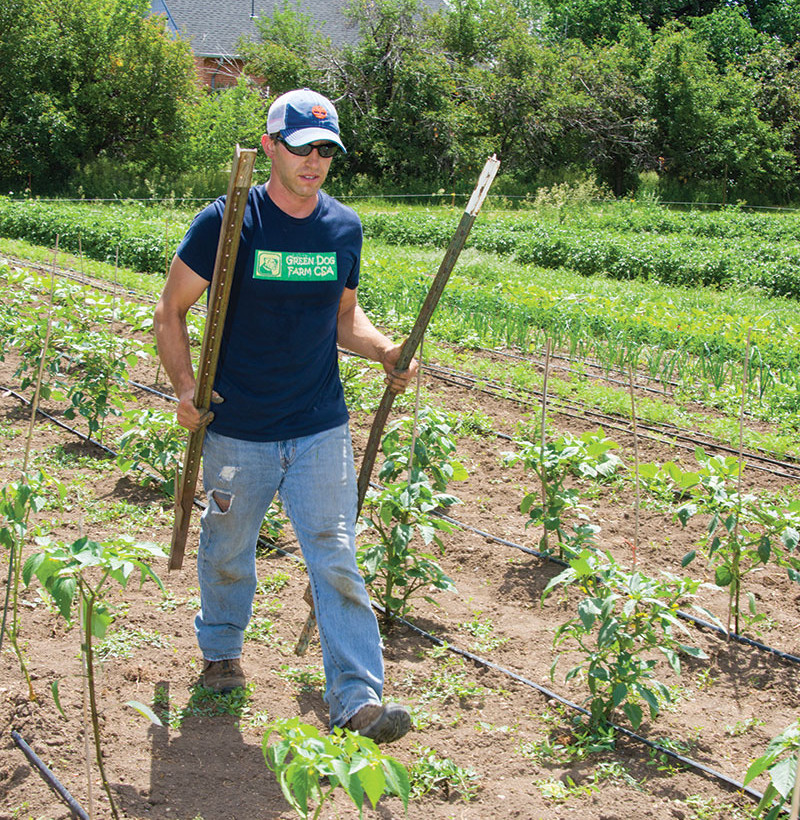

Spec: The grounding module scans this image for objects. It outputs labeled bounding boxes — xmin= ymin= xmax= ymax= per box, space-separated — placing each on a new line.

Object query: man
xmin=154 ymin=88 xmax=416 ymax=744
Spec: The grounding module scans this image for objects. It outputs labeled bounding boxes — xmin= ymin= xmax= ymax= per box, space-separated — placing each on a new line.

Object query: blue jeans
xmin=196 ymin=424 xmax=384 ymax=727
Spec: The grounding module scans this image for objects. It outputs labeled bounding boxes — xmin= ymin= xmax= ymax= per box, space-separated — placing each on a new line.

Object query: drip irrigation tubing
xmin=2 ymin=383 xmax=796 ymax=811
xmin=10 ymin=730 xmax=90 ymax=820
xmin=425 ymin=362 xmax=800 ymax=481
xmin=380 ymin=609 xmax=769 ymax=808
xmin=8 ymin=254 xmax=799 ymax=479
xmin=432 ymin=509 xmax=800 ymax=666
xmin=8 ymin=374 xmax=800 ymax=664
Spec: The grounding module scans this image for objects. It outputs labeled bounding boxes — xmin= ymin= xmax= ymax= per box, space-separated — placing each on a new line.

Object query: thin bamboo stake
xmin=79 ymin=565 xmax=94 ymax=820
xmin=539 ymin=339 xmax=551 ymax=553
xmin=406 ymin=335 xmax=425 ymax=488
xmin=729 ymin=328 xmax=752 ymax=638
xmin=790 ymin=751 xmax=800 ymax=820
xmin=23 ymin=241 xmax=59 ymax=476
xmin=628 ymin=362 xmax=641 ymax=568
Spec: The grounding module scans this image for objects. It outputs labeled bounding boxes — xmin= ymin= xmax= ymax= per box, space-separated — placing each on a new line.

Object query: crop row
xmin=3 ymin=199 xmax=800 ymax=299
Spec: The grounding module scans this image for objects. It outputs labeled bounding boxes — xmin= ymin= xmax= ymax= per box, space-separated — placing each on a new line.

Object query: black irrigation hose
xmin=434 ymin=509 xmax=800 ymax=666
xmin=10 ymin=730 xmax=90 ymax=820
xmin=6 ymin=381 xmax=800 ymax=666
xmin=428 ymin=364 xmax=800 ymax=481
xmin=382 ymin=609 xmax=769 ymax=808
xmin=0 ymin=382 xmax=792 ymax=810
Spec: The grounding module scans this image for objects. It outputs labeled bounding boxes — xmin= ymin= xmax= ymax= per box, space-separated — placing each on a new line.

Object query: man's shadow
xmin=115 ymin=682 xmax=290 ymax=820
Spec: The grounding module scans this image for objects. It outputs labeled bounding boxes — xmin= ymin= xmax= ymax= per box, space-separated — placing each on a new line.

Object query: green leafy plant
xmin=743 ymin=719 xmax=800 ymax=820
xmin=262 ymin=717 xmax=409 ymax=820
xmin=543 ymin=549 xmax=708 ymax=730
xmin=23 ymin=535 xmax=166 ymax=819
xmin=676 ymin=449 xmax=800 ymax=634
xmin=116 ymin=407 xmax=185 ymax=494
xmin=407 ymin=744 xmax=479 ymax=801
xmin=505 ymin=429 xmax=620 ymax=557
xmin=0 ymin=472 xmax=50 ymax=700
xmin=358 ymin=477 xmax=458 ymax=621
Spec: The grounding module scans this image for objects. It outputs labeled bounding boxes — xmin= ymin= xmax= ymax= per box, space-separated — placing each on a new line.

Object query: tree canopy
xmin=3 ymin=0 xmax=800 ymax=201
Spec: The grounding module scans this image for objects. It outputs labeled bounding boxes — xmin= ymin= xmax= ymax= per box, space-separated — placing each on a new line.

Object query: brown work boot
xmin=200 ymin=658 xmax=246 ymax=693
xmin=345 ymin=703 xmax=411 ymax=744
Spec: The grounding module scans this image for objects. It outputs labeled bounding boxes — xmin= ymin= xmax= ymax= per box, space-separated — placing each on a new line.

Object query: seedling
xmin=23 ymin=535 xmax=166 ymax=818
xmin=263 ymin=717 xmax=409 ymax=819
xmin=407 ymin=743 xmax=479 ymax=801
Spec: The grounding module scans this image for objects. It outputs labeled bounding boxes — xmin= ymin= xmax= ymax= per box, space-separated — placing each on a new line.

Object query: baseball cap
xmin=267 ymin=88 xmax=347 ymax=153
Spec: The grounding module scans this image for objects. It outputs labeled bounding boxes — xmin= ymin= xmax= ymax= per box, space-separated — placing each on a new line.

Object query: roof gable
xmin=152 ymin=0 xmax=443 ymax=59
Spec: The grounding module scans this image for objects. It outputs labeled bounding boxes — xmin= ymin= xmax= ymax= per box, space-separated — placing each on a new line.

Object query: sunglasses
xmin=276 ymin=136 xmax=339 ymax=158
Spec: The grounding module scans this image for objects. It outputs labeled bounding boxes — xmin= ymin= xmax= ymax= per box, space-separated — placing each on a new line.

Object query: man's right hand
xmin=176 ymin=388 xmax=223 ymax=431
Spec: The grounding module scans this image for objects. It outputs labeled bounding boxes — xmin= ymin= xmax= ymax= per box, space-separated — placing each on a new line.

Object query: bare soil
xmin=2 ymin=315 xmax=800 ymax=820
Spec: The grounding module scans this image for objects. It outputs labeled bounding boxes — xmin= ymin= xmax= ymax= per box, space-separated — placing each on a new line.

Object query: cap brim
xmin=283 ymin=127 xmax=347 ymax=153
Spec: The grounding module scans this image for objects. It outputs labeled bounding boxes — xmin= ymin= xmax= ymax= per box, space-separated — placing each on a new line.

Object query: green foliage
xmin=358 ymin=477 xmax=458 ymax=619
xmin=187 ymin=79 xmax=268 ymax=170
xmin=543 ymin=549 xmax=707 ymax=730
xmin=407 ymin=743 xmax=479 ymax=800
xmin=675 ymin=449 xmax=800 ymax=634
xmin=1 ymin=472 xmax=50 ymax=699
xmin=240 ymin=1 xmax=330 ymax=94
xmin=262 ymin=717 xmax=409 ymax=819
xmin=743 ymin=719 xmax=800 ymax=819
xmin=116 ymin=407 xmax=184 ymax=494
xmin=378 ymin=406 xmax=468 ymax=491
xmin=505 ymin=429 xmax=621 ymax=556
xmin=23 ymin=534 xmax=165 ymax=820
xmin=0 ymin=0 xmax=198 ymax=195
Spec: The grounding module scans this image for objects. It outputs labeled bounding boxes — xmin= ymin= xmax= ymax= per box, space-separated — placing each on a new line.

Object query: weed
xmin=275 ymin=664 xmax=326 ymax=692
xmin=407 ymin=744 xmax=479 ymax=801
xmin=726 ymin=716 xmax=764 ymax=737
xmin=96 ymin=626 xmax=170 ymax=660
xmin=257 ymin=569 xmax=291 ymax=595
xmin=459 ymin=612 xmax=509 ymax=653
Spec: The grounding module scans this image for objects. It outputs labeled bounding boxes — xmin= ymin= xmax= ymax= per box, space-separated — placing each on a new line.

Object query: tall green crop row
xmin=4 ymin=199 xmax=800 ymax=297
xmin=0 ymin=199 xmax=194 ymax=276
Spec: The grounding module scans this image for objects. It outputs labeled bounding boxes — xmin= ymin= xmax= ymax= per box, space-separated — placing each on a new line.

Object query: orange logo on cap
xmin=311 ymin=105 xmax=327 ymax=119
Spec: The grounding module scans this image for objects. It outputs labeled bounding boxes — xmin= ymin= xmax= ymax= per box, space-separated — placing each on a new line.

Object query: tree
xmin=644 ymin=22 xmax=795 ymax=199
xmin=238 ymin=0 xmax=331 ymax=95
xmin=0 ymin=0 xmax=197 ymax=194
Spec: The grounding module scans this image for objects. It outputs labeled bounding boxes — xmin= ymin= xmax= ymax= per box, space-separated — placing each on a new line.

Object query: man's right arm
xmin=154 ymin=254 xmax=212 ymax=431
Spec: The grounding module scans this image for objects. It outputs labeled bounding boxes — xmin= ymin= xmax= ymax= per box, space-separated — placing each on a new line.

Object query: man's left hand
xmin=382 ymin=346 xmax=419 ymax=394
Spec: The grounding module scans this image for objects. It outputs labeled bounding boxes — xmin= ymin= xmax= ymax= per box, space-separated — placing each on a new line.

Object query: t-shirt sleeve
xmin=175 ymin=201 xmax=224 ymax=283
xmin=344 ymin=218 xmax=362 ymax=290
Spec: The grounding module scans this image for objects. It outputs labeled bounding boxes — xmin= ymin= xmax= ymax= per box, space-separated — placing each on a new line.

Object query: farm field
xmin=1 ymin=200 xmax=800 ymax=820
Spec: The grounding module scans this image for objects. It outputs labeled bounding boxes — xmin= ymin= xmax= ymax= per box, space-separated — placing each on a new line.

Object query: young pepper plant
xmin=543 ymin=549 xmax=709 ymax=731
xmin=23 ymin=535 xmax=166 ymax=820
xmin=0 ymin=472 xmax=53 ymax=700
xmin=675 ymin=448 xmax=800 ymax=635
xmin=263 ymin=717 xmax=409 ymax=820
xmin=358 ymin=406 xmax=463 ymax=623
xmin=743 ymin=719 xmax=800 ymax=820
xmin=358 ymin=477 xmax=458 ymax=622
xmin=504 ymin=429 xmax=621 ymax=559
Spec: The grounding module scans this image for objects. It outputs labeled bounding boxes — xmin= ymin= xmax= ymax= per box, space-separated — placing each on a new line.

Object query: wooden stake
xmin=294 ymin=154 xmax=501 ymax=655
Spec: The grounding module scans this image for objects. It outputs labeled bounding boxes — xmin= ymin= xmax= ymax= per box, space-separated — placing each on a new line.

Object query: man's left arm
xmin=337 ymin=286 xmax=418 ymax=394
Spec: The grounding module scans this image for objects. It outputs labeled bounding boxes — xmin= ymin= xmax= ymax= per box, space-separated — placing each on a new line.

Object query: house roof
xmin=151 ymin=0 xmax=444 ymax=59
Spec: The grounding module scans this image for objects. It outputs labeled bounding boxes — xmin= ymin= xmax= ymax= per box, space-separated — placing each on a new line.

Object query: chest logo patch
xmin=253 ymin=250 xmax=338 ymax=281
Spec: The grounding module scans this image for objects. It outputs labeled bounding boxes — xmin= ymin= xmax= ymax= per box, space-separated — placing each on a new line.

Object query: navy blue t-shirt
xmin=176 ymin=187 xmax=362 ymax=441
